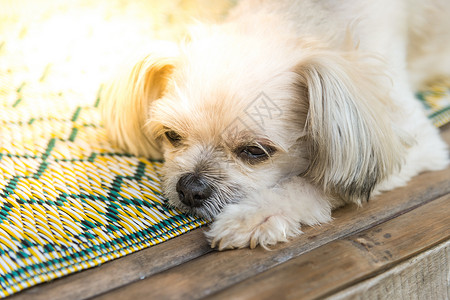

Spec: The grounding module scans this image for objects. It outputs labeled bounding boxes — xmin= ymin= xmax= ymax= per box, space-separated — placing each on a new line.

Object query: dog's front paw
xmin=205 ymin=204 xmax=302 ymax=250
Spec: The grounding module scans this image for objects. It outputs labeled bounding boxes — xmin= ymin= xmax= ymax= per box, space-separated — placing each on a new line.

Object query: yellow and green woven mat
xmin=416 ymin=78 xmax=450 ymax=128
xmin=0 ymin=80 xmax=207 ymax=297
xmin=0 ymin=1 xmax=449 ymax=298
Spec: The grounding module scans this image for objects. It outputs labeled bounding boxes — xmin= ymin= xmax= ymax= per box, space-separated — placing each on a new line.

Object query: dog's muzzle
xmin=176 ymin=173 xmax=213 ymax=207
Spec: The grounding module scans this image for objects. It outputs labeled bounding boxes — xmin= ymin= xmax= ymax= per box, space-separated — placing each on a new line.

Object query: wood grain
xmin=440 ymin=122 xmax=450 ymax=143
xmin=92 ymin=172 xmax=449 ymax=300
xmin=9 ymin=229 xmax=211 ymax=300
xmin=208 ymin=194 xmax=450 ymax=300
xmin=328 ymin=240 xmax=450 ymax=300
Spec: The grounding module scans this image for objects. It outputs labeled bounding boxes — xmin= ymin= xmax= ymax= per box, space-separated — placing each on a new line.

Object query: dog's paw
xmin=205 ymin=204 xmax=302 ymax=250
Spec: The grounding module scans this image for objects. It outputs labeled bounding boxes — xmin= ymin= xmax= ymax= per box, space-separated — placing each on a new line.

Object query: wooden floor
xmin=9 ymin=124 xmax=450 ymax=300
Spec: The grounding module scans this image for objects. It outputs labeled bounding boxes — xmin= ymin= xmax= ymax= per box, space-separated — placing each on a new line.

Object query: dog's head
xmin=102 ymin=36 xmax=408 ymax=219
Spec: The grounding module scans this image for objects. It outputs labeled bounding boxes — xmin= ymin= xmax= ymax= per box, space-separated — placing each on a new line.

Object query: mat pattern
xmin=0 ymin=81 xmax=207 ymax=297
xmin=0 ymin=1 xmax=449 ymax=298
xmin=416 ymin=78 xmax=450 ymax=127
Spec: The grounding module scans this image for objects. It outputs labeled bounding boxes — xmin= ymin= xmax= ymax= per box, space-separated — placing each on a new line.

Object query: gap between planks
xmin=327 ymin=240 xmax=450 ymax=300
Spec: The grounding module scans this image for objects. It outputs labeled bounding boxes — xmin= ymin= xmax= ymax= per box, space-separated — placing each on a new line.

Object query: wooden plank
xmin=441 ymin=122 xmax=450 ymax=143
xmin=10 ymin=229 xmax=211 ymax=300
xmin=12 ymin=124 xmax=450 ymax=300
xmin=92 ymin=173 xmax=449 ymax=300
xmin=207 ymin=194 xmax=450 ymax=300
xmin=327 ymin=240 xmax=450 ymax=300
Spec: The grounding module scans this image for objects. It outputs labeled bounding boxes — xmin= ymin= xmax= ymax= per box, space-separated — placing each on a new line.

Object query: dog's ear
xmin=294 ymin=51 xmax=409 ymax=203
xmin=101 ymin=48 xmax=177 ymax=159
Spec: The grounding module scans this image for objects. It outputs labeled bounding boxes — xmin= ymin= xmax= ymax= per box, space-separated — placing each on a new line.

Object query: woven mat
xmin=0 ymin=1 xmax=449 ymax=298
xmin=416 ymin=78 xmax=450 ymax=127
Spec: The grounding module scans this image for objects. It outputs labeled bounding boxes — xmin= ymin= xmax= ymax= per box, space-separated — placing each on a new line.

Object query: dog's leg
xmin=206 ymin=176 xmax=331 ymax=250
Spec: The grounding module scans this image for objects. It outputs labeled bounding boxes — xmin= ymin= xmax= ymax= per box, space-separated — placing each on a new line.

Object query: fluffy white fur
xmin=101 ymin=0 xmax=449 ymax=250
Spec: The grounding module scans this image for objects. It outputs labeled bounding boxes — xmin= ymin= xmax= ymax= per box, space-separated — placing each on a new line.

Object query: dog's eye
xmin=237 ymin=145 xmax=275 ymax=163
xmin=243 ymin=146 xmax=266 ymax=157
xmin=165 ymin=130 xmax=182 ymax=145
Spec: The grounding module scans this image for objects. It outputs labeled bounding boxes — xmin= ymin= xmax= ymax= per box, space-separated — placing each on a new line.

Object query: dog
xmin=101 ymin=0 xmax=449 ymax=250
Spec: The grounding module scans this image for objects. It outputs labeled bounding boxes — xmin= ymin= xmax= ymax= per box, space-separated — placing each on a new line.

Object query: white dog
xmin=101 ymin=0 xmax=449 ymax=250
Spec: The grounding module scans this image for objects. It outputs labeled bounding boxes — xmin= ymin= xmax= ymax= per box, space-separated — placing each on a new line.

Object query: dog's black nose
xmin=176 ymin=173 xmax=212 ymax=207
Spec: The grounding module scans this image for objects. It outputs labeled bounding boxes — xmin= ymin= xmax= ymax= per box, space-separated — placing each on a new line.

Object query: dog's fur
xmin=101 ymin=0 xmax=449 ymax=250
